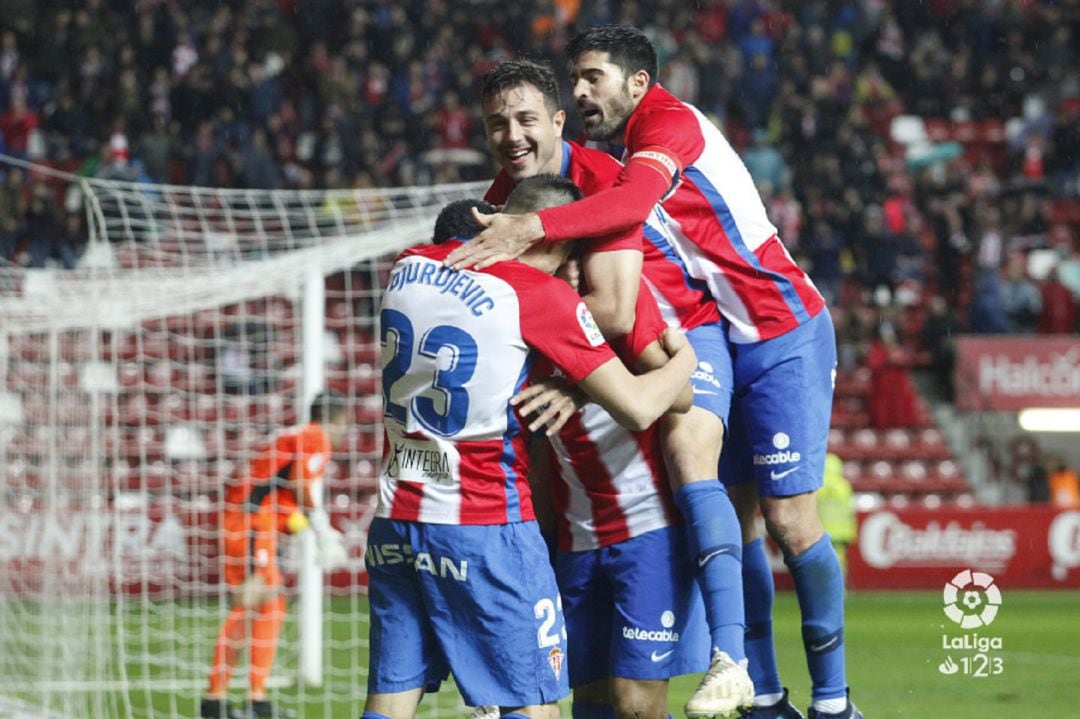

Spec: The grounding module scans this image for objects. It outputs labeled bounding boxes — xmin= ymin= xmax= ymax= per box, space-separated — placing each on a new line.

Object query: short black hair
xmin=566 ymin=25 xmax=658 ymax=86
xmin=503 ymin=174 xmax=583 ymax=215
xmin=433 ymin=199 xmax=496 ymax=244
xmin=310 ymin=391 xmax=347 ymax=424
xmin=481 ymin=59 xmax=561 ymax=114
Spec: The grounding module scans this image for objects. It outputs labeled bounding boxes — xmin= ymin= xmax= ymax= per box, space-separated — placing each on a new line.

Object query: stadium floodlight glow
xmin=1017 ymin=408 xmax=1080 ymax=432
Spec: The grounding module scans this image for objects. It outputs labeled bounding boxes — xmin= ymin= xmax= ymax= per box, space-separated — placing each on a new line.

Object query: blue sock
xmin=503 ymin=714 xmax=533 ymax=719
xmin=743 ymin=538 xmax=782 ymax=696
xmin=571 ymin=703 xmax=615 ymax=719
xmin=361 ymin=713 xmax=393 ymax=719
xmin=674 ymin=480 xmax=745 ymax=661
xmin=785 ymin=533 xmax=846 ymax=701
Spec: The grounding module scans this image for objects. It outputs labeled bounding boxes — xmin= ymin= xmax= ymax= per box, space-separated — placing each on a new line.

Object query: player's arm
xmin=518 ymin=309 xmax=691 ymax=433
xmin=526 ymin=434 xmax=557 ymax=540
xmin=447 ymin=157 xmax=673 ymax=270
xmin=634 ymin=337 xmax=693 ymax=413
xmin=291 ymin=437 xmax=349 ymax=568
xmin=519 ymin=327 xmax=695 ymax=433
xmin=581 ymin=247 xmax=642 ymax=340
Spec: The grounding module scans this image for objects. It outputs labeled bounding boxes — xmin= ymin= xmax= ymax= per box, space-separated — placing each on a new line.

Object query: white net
xmin=0 ymin=154 xmax=487 ymax=719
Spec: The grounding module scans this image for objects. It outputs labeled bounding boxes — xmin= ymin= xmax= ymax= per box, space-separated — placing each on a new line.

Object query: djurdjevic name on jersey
xmin=377 ymin=242 xmax=614 ymax=526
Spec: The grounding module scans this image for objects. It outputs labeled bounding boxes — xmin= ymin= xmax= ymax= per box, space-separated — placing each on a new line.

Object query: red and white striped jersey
xmin=626 ymin=85 xmax=825 ymax=342
xmin=537 ymin=357 xmax=678 ymax=552
xmin=376 ymin=241 xmax=615 ymax=526
xmin=541 ymin=85 xmax=825 ymax=343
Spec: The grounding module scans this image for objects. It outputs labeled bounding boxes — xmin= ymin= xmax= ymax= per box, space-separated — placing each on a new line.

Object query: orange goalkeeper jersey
xmin=224 ymin=423 xmax=332 ymax=522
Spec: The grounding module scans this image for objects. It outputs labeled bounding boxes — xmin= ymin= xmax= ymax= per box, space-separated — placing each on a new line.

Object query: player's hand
xmin=443 ymin=210 xmax=545 ymax=270
xmin=511 ymin=378 xmax=584 ymax=436
xmin=315 ymin=528 xmax=349 ymax=570
xmin=232 ymin=575 xmax=278 ymax=609
xmin=308 ymin=508 xmax=349 ymax=570
xmin=659 ymin=327 xmax=691 ymax=357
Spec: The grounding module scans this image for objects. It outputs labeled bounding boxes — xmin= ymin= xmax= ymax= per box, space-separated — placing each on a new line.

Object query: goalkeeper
xmin=201 ymin=392 xmax=350 ymax=719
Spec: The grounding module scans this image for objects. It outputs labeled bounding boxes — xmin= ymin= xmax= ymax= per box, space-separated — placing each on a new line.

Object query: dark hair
xmin=310 ymin=391 xmax=347 ymax=424
xmin=566 ymin=25 xmax=658 ymax=86
xmin=433 ymin=199 xmax=496 ymax=244
xmin=481 ymin=59 xmax=561 ymax=114
xmin=503 ymin=174 xmax=583 ymax=214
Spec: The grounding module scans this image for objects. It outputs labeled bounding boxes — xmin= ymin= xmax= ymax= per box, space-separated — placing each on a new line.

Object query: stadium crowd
xmin=1 ymin=0 xmax=1079 ymax=347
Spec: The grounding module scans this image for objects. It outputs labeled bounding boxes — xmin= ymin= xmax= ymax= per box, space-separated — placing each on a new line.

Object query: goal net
xmin=0 ymin=154 xmax=486 ymax=719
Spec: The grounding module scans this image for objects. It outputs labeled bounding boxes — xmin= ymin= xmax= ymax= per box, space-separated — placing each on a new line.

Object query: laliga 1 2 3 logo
xmin=943 ymin=569 xmax=1001 ymax=628
xmin=939 ymin=570 xmax=1006 ymax=678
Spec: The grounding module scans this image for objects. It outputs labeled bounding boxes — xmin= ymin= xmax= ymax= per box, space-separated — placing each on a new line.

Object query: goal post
xmin=0 ymin=153 xmax=486 ymax=718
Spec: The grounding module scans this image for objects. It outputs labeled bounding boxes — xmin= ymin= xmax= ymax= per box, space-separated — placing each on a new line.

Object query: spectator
xmin=743 ymin=128 xmax=787 ymax=192
xmin=1025 ymin=454 xmax=1050 ymax=504
xmin=1037 ymin=268 xmax=1078 ymax=334
xmin=41 ymin=87 xmax=94 ymax=160
xmin=866 ymin=321 xmax=919 ymax=429
xmin=1048 ymin=457 xmax=1080 ymax=509
xmin=803 ymin=219 xmax=844 ymax=305
xmin=433 ymin=91 xmax=472 ymax=150
xmin=29 ymin=210 xmax=82 ymax=270
xmin=861 ymin=204 xmax=901 ymax=298
xmin=968 ymin=271 xmax=1009 ymax=334
xmin=23 ymin=180 xmax=60 ymax=268
xmin=95 ymin=131 xmax=149 ymax=183
xmin=237 ymin=128 xmax=281 ymax=190
xmin=138 ymin=115 xmax=177 ymax=183
xmin=0 ymin=166 xmax=25 ymax=263
xmin=0 ymin=93 xmax=38 ymax=158
xmin=187 ymin=121 xmax=224 ymax=188
xmin=998 ymin=258 xmax=1042 ymax=334
xmin=921 ymin=295 xmax=959 ymax=401
xmin=1056 ymin=241 xmax=1080 ymax=302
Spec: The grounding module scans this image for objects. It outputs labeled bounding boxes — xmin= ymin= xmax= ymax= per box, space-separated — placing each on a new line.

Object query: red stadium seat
xmin=924 ymin=118 xmax=950 ymax=142
xmin=827 ymin=427 xmax=846 ymax=454
xmin=882 ymin=429 xmax=914 ymax=461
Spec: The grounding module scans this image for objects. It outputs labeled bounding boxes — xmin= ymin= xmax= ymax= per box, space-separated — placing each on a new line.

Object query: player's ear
xmin=553 ymin=109 xmax=566 ymax=136
xmin=629 ymin=70 xmax=650 ymax=99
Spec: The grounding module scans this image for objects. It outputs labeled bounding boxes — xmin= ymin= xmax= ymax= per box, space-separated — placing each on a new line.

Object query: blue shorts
xmin=366 ymin=518 xmax=570 ymax=707
xmin=555 ymin=526 xmax=710 ymax=686
xmin=685 ymin=322 xmax=734 ymax=425
xmin=720 ymin=310 xmax=836 ymax=497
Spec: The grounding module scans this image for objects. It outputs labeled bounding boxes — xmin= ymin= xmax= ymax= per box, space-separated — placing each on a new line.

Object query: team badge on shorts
xmin=548 ymin=647 xmax=564 ymax=680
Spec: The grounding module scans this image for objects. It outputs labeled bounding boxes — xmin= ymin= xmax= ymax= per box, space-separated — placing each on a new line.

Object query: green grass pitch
xmin=110 ymin=589 xmax=1079 ymax=718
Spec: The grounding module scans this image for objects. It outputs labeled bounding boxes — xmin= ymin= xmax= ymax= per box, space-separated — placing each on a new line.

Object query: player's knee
xmin=610 ymin=679 xmax=667 ymax=719
xmin=761 ymin=493 xmax=823 ymax=556
xmin=660 ymin=411 xmax=723 ymax=483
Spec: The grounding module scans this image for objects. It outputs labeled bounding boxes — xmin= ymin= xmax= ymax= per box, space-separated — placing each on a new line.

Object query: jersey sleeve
xmin=612 ymin=279 xmax=667 ymax=362
xmin=293 ymin=425 xmax=332 ymax=482
xmin=516 ymin=273 xmax=616 ymax=382
xmin=535 ymin=158 xmax=673 ymax=244
xmin=566 ymin=144 xmax=644 ymax=253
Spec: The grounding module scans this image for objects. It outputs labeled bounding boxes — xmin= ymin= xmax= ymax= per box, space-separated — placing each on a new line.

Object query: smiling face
xmin=570 ymin=50 xmax=643 ymax=142
xmin=482 ymin=82 xmax=566 ymax=181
